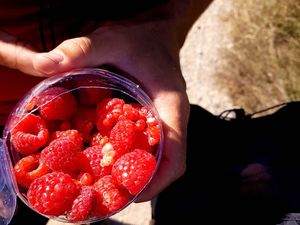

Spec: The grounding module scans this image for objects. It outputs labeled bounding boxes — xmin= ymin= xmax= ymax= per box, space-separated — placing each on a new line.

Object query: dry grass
xmin=218 ymin=0 xmax=300 ymax=113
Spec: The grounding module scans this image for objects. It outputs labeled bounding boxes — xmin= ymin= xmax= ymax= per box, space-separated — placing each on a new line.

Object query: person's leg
xmin=153 ymin=104 xmax=290 ymax=225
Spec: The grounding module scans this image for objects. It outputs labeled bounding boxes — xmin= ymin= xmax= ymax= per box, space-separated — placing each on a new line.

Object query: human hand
xmin=0 ymin=11 xmax=190 ymax=202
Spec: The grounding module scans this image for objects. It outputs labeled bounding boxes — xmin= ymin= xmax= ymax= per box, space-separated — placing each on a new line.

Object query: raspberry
xmin=146 ymin=125 xmax=161 ymax=146
xmin=135 ymin=119 xmax=146 ymax=131
xmin=11 ymin=114 xmax=49 ymax=155
xmin=68 ymin=186 xmax=96 ymax=222
xmin=77 ymin=172 xmax=94 ymax=186
xmin=41 ymin=138 xmax=80 ymax=174
xmin=28 ymin=172 xmax=80 ymax=216
xmin=119 ymin=103 xmax=141 ymax=121
xmin=112 ymin=149 xmax=156 ymax=195
xmin=14 ymin=153 xmax=49 ymax=188
xmin=132 ymin=131 xmax=153 ymax=153
xmin=76 ymin=81 xmax=112 ymax=105
xmin=90 ymin=132 xmax=109 ymax=148
xmin=37 ymin=87 xmax=77 ymax=120
xmin=50 ymin=129 xmax=83 ymax=151
xmin=93 ymin=175 xmax=132 ymax=214
xmin=139 ymin=106 xmax=157 ymax=125
xmin=25 ymin=96 xmax=38 ymax=111
xmin=82 ymin=146 xmax=112 ymax=179
xmin=109 ymin=120 xmax=136 ymax=161
xmin=72 ymin=107 xmax=97 ymax=143
xmin=59 ymin=120 xmax=72 ymax=131
xmin=96 ymin=98 xmax=125 ymax=135
xmin=139 ymin=107 xmax=161 ymax=146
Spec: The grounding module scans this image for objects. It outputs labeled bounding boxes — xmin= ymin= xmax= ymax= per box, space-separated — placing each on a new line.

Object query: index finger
xmin=0 ymin=31 xmax=43 ymax=76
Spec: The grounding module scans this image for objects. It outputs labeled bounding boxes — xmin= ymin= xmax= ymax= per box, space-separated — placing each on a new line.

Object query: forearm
xmin=132 ymin=0 xmax=213 ymax=48
xmin=171 ymin=0 xmax=214 ymax=46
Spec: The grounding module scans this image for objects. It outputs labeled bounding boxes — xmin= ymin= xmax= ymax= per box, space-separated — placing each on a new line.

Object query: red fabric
xmin=0 ymin=1 xmax=43 ymax=125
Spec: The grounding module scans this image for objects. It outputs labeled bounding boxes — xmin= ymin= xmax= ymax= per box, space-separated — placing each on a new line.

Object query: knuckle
xmin=59 ymin=37 xmax=92 ymax=57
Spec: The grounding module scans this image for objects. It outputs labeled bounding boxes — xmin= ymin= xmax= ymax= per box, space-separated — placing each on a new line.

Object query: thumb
xmin=33 ymin=36 xmax=101 ymax=75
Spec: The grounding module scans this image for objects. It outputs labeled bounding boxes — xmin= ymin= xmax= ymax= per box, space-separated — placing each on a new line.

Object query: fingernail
xmin=35 ymin=51 xmax=64 ymax=74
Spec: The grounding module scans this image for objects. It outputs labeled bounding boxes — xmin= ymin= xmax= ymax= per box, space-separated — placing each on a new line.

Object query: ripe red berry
xmin=11 ymin=114 xmax=49 ymax=155
xmin=146 ymin=125 xmax=161 ymax=146
xmin=76 ymin=81 xmax=112 ymax=106
xmin=14 ymin=153 xmax=49 ymax=188
xmin=96 ymin=98 xmax=125 ymax=135
xmin=132 ymin=131 xmax=153 ymax=153
xmin=77 ymin=172 xmax=94 ymax=186
xmin=112 ymin=149 xmax=156 ymax=195
xmin=119 ymin=103 xmax=141 ymax=121
xmin=109 ymin=120 xmax=136 ymax=161
xmin=50 ymin=129 xmax=83 ymax=151
xmin=41 ymin=138 xmax=80 ymax=174
xmin=93 ymin=175 xmax=132 ymax=214
xmin=37 ymin=87 xmax=77 ymax=120
xmin=90 ymin=132 xmax=109 ymax=148
xmin=68 ymin=186 xmax=96 ymax=222
xmin=28 ymin=172 xmax=80 ymax=216
xmin=82 ymin=146 xmax=112 ymax=179
xmin=72 ymin=107 xmax=97 ymax=143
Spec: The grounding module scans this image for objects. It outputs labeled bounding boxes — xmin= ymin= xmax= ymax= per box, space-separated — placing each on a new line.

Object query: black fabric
xmin=49 ymin=0 xmax=168 ymax=21
xmin=154 ymin=102 xmax=300 ymax=225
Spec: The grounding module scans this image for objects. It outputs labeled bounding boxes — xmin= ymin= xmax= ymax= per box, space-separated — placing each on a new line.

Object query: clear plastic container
xmin=0 ymin=68 xmax=163 ymax=224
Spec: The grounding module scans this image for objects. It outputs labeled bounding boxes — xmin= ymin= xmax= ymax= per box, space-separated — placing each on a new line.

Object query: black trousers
xmin=154 ymin=103 xmax=300 ymax=225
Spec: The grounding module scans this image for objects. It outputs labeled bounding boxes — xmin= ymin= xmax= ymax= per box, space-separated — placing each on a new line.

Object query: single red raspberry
xmin=146 ymin=125 xmax=161 ymax=146
xmin=138 ymin=107 xmax=161 ymax=146
xmin=11 ymin=114 xmax=49 ymax=155
xmin=118 ymin=103 xmax=141 ymax=121
xmin=59 ymin=120 xmax=72 ymax=131
xmin=135 ymin=119 xmax=146 ymax=131
xmin=37 ymin=87 xmax=78 ymax=120
xmin=72 ymin=107 xmax=97 ymax=143
xmin=109 ymin=120 xmax=136 ymax=161
xmin=28 ymin=172 xmax=80 ymax=216
xmin=14 ymin=153 xmax=49 ymax=188
xmin=112 ymin=149 xmax=156 ymax=195
xmin=25 ymin=96 xmax=38 ymax=111
xmin=132 ymin=131 xmax=153 ymax=153
xmin=40 ymin=138 xmax=80 ymax=174
xmin=68 ymin=186 xmax=96 ymax=222
xmin=90 ymin=132 xmax=109 ymax=148
xmin=45 ymin=120 xmax=71 ymax=133
xmin=96 ymin=98 xmax=125 ymax=135
xmin=76 ymin=81 xmax=112 ymax=105
xmin=82 ymin=146 xmax=112 ymax=179
xmin=77 ymin=172 xmax=94 ymax=186
xmin=50 ymin=129 xmax=83 ymax=151
xmin=93 ymin=175 xmax=132 ymax=214
xmin=139 ymin=106 xmax=157 ymax=125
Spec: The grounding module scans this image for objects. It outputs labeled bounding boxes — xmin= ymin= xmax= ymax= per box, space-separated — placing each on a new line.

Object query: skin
xmin=0 ymin=0 xmax=213 ymax=202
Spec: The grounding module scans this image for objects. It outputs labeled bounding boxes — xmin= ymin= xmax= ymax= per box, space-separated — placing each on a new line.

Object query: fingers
xmin=0 ymin=31 xmax=42 ymax=76
xmin=136 ymin=92 xmax=190 ymax=202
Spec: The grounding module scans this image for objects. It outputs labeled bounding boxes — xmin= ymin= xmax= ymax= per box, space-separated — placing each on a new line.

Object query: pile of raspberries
xmin=10 ymin=86 xmax=161 ymax=222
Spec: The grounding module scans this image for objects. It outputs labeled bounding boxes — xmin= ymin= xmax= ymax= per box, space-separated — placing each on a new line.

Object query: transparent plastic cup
xmin=0 ymin=68 xmax=163 ymax=224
